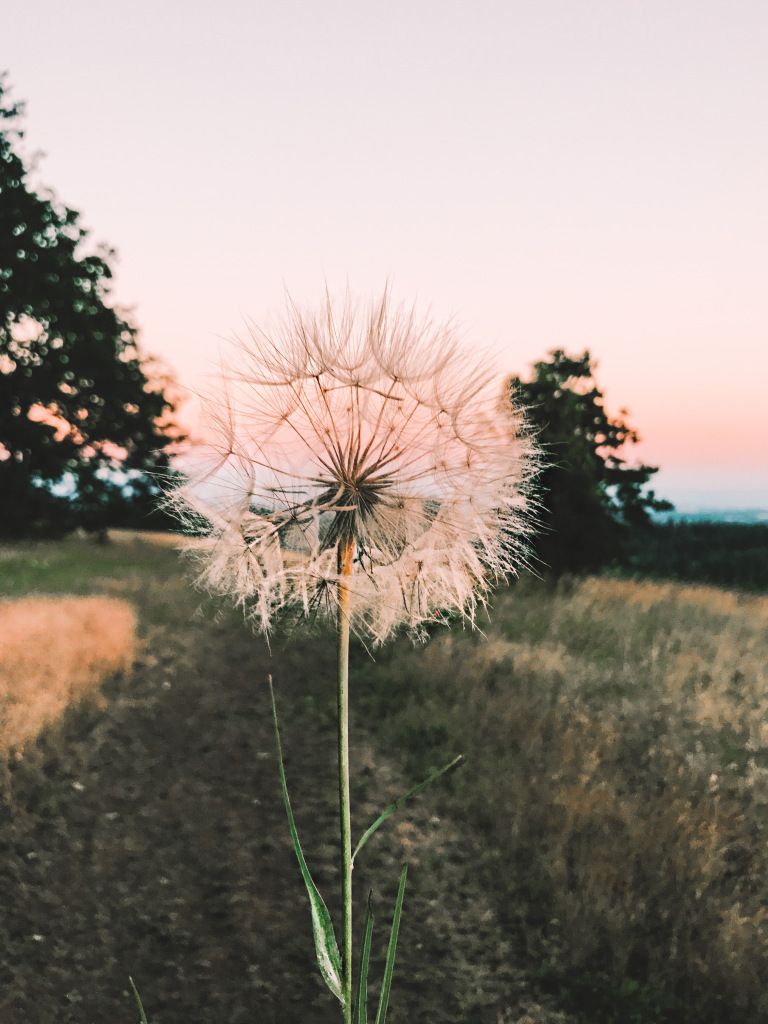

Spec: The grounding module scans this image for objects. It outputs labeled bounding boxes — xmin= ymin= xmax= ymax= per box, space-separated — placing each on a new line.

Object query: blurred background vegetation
xmin=0 ymin=74 xmax=180 ymax=539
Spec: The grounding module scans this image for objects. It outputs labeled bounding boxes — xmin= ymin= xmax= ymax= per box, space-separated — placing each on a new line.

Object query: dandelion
xmin=169 ymin=288 xmax=539 ymax=1022
xmin=174 ymin=290 xmax=537 ymax=643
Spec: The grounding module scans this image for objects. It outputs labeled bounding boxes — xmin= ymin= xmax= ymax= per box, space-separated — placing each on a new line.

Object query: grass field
xmin=363 ymin=576 xmax=768 ymax=1022
xmin=0 ymin=595 xmax=136 ymax=753
xmin=1 ymin=537 xmax=766 ymax=1023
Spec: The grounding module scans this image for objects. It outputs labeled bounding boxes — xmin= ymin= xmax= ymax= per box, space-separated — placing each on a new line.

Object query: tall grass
xmin=0 ymin=596 xmax=136 ymax=753
xmin=362 ymin=576 xmax=768 ymax=1023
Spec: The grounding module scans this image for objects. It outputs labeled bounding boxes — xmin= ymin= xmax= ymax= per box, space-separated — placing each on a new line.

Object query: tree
xmin=0 ymin=74 xmax=179 ymax=536
xmin=508 ymin=349 xmax=671 ymax=574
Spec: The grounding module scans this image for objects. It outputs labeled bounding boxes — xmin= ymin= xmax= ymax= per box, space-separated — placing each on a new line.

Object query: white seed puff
xmin=169 ymin=290 xmax=539 ymax=643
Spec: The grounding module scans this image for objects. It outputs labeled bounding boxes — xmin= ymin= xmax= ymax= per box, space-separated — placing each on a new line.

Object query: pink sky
xmin=6 ymin=0 xmax=767 ymax=508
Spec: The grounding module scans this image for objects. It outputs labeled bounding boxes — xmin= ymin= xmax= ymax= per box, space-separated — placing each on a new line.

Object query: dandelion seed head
xmin=170 ymin=289 xmax=539 ymax=644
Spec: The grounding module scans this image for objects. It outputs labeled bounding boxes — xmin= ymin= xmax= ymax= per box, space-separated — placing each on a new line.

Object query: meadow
xmin=1 ymin=537 xmax=766 ymax=1022
xmin=364 ymin=577 xmax=768 ymax=1022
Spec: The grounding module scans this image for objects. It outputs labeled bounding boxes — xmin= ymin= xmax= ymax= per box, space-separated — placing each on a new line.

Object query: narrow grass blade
xmin=128 ymin=977 xmax=149 ymax=1024
xmin=352 ymin=755 xmax=464 ymax=863
xmin=374 ymin=864 xmax=408 ymax=1024
xmin=268 ymin=675 xmax=344 ymax=1005
xmin=356 ymin=891 xmax=375 ymax=1024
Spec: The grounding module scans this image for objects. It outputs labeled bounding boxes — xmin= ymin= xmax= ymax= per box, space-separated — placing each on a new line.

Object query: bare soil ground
xmin=0 ymin=542 xmax=568 ymax=1024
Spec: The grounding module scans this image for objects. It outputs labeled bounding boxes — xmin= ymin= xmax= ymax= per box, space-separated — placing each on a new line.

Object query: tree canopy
xmin=509 ymin=349 xmax=671 ymax=574
xmin=0 ymin=74 xmax=179 ymax=536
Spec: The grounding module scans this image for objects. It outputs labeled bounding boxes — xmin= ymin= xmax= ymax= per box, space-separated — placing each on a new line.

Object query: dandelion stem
xmin=337 ymin=537 xmax=355 ymax=1022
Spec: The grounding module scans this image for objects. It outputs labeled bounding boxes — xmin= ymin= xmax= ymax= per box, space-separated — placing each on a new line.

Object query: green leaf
xmin=352 ymin=755 xmax=464 ymax=864
xmin=128 ymin=977 xmax=149 ymax=1024
xmin=356 ymin=891 xmax=375 ymax=1024
xmin=375 ymin=864 xmax=408 ymax=1024
xmin=268 ymin=675 xmax=345 ymax=1006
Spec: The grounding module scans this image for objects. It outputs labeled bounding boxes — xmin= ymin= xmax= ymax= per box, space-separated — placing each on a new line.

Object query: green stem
xmin=337 ymin=539 xmax=354 ymax=1023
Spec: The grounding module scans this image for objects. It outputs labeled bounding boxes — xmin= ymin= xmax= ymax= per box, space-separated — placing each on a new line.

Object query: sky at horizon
xmin=5 ymin=0 xmax=767 ymax=509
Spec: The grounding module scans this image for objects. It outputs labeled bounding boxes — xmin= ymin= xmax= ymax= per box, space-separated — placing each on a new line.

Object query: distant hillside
xmin=628 ymin=519 xmax=768 ymax=592
xmin=658 ymin=507 xmax=768 ymax=525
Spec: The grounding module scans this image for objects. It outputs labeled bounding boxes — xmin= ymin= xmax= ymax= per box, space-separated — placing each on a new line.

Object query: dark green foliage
xmin=0 ymin=74 xmax=179 ymax=536
xmin=509 ymin=350 xmax=671 ymax=574
xmin=626 ymin=522 xmax=768 ymax=592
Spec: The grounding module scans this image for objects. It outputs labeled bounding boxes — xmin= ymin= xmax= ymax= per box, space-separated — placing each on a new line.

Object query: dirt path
xmin=0 ymin=559 xmax=569 ymax=1023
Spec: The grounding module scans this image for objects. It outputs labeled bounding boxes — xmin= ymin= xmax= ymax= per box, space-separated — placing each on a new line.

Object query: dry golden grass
xmin=0 ymin=596 xmax=136 ymax=753
xmin=107 ymin=528 xmax=185 ymax=547
xmin=367 ymin=576 xmax=768 ymax=1021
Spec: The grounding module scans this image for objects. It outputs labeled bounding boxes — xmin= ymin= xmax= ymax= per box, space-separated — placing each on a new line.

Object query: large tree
xmin=509 ymin=349 xmax=671 ymax=574
xmin=0 ymin=74 xmax=178 ymax=536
